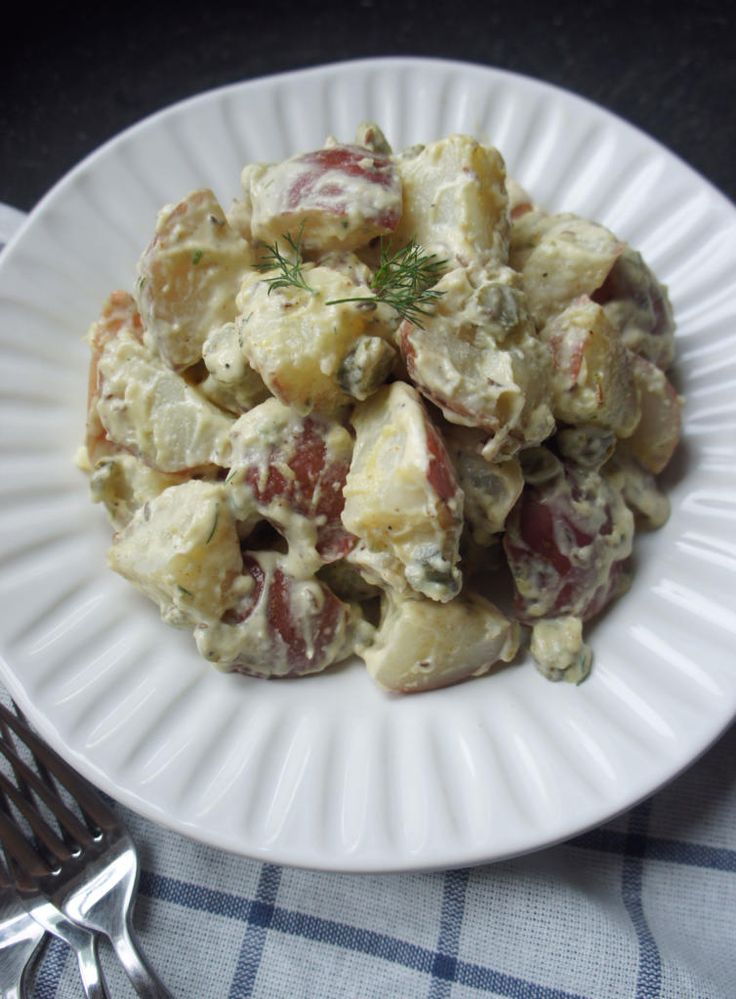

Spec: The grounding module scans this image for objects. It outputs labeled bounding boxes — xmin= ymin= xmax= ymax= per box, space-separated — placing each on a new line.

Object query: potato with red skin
xmin=624 ymin=355 xmax=682 ymax=474
xmin=227 ymin=398 xmax=356 ymax=571
xmin=503 ymin=453 xmax=634 ymax=622
xmin=236 ymin=263 xmax=391 ymax=417
xmin=391 ymin=134 xmax=509 ymax=266
xmin=136 ymin=189 xmax=253 ymax=371
xmin=397 ymin=266 xmax=555 ymax=461
xmin=443 ymin=424 xmax=523 ymax=544
xmin=592 ymin=246 xmax=676 ymax=370
xmin=93 ymin=324 xmax=234 ymax=474
xmin=85 ymin=291 xmax=143 ymax=465
xmin=240 ymin=143 xmax=402 ymax=252
xmin=510 ymin=211 xmax=624 ymax=327
xmin=108 ymin=480 xmax=243 ymax=624
xmin=342 ymin=381 xmax=464 ymax=602
xmin=540 ymin=296 xmax=640 ymax=438
xmin=194 ymin=551 xmax=367 ymax=678
xmin=360 ymin=589 xmax=519 ymax=693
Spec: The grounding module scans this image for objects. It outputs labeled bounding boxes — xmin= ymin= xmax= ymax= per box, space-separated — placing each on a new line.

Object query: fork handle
xmin=75 ymin=933 xmax=110 ymax=999
xmin=109 ymin=921 xmax=174 ymax=999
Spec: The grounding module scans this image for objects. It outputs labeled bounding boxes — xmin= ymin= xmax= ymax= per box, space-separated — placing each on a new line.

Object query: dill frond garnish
xmin=254 ymin=228 xmax=446 ymax=328
xmin=254 ymin=224 xmax=314 ymax=295
xmin=326 ymin=239 xmax=447 ymax=328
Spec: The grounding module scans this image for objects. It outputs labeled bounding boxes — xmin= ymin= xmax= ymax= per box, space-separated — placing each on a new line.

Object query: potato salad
xmin=80 ymin=123 xmax=681 ymax=692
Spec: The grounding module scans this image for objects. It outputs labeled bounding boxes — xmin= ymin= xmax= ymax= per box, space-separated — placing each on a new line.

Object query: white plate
xmin=1 ymin=57 xmax=735 ymax=872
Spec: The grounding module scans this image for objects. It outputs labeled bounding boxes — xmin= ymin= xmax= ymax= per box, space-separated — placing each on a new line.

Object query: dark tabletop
xmin=3 ymin=0 xmax=734 ymax=212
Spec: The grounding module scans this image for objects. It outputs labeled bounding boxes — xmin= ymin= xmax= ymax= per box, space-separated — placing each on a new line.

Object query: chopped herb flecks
xmin=255 ymin=224 xmax=314 ymax=295
xmin=205 ymin=506 xmax=220 ymax=544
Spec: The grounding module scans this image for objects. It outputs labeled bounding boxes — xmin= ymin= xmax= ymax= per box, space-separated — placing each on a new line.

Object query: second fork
xmin=0 ymin=702 xmax=172 ymax=998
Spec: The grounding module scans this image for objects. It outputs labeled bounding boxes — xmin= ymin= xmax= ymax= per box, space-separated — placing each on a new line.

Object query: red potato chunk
xmin=541 ymin=296 xmax=640 ymax=438
xmin=107 ymin=480 xmax=243 ymax=624
xmin=194 ymin=551 xmax=364 ymax=678
xmin=342 ymin=381 xmax=464 ymax=602
xmin=503 ymin=454 xmax=634 ymax=621
xmin=93 ymin=325 xmax=235 ymax=474
xmin=85 ymin=291 xmax=143 ymax=465
xmin=227 ymin=398 xmax=356 ymax=569
xmin=625 ymin=355 xmax=683 ymax=473
xmin=397 ymin=267 xmax=555 ymax=460
xmin=235 ymin=264 xmax=392 ymax=417
xmin=507 ymin=177 xmax=534 ymax=220
xmin=391 ymin=134 xmax=509 ymax=267
xmin=443 ymin=425 xmax=524 ymax=544
xmin=509 ymin=211 xmax=624 ymax=327
xmin=360 ymin=589 xmax=519 ymax=693
xmin=592 ymin=246 xmax=676 ymax=370
xmin=241 ymin=143 xmax=402 ymax=252
xmin=136 ymin=189 xmax=253 ymax=371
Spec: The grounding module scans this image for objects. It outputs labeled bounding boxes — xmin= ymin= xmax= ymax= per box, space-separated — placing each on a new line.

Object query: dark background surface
xmin=3 ymin=0 xmax=734 ymax=212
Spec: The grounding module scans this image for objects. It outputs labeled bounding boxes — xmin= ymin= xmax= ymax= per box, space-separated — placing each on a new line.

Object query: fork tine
xmin=0 ymin=735 xmax=94 ymax=848
xmin=0 ymin=794 xmax=51 ymax=880
xmin=0 ymin=771 xmax=69 ymax=863
xmin=0 ymin=705 xmax=116 ymax=831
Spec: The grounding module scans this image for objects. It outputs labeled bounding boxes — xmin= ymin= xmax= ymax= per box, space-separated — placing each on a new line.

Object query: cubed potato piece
xmin=392 ymin=135 xmax=508 ymax=266
xmin=354 ymin=121 xmax=393 ymax=155
xmin=227 ymin=397 xmax=356 ymax=573
xmin=503 ymin=453 xmax=634 ymax=621
xmin=593 ymin=246 xmax=676 ymax=369
xmin=530 ymin=617 xmax=592 ymax=684
xmin=240 ymin=143 xmax=401 ymax=252
xmin=86 ymin=291 xmax=145 ymax=465
xmin=398 ymin=266 xmax=555 ymax=460
xmin=444 ymin=425 xmax=523 ymax=544
xmin=199 ymin=321 xmax=270 ymax=414
xmin=89 ymin=452 xmax=187 ymax=529
xmin=342 ymin=381 xmax=463 ymax=602
xmin=506 ymin=177 xmax=534 ymax=219
xmin=108 ymin=481 xmax=242 ymax=623
xmin=360 ymin=590 xmax=519 ymax=692
xmin=193 ymin=551 xmax=370 ymax=678
xmin=95 ymin=328 xmax=234 ymax=472
xmin=510 ymin=211 xmax=623 ymax=326
xmin=555 ymin=426 xmax=617 ymax=470
xmin=624 ymin=355 xmax=682 ymax=473
xmin=136 ymin=189 xmax=253 ymax=370
xmin=541 ymin=296 xmax=640 ymax=437
xmin=336 ymin=335 xmax=397 ymax=401
xmin=236 ymin=264 xmax=380 ymax=415
xmin=605 ymin=451 xmax=670 ymax=529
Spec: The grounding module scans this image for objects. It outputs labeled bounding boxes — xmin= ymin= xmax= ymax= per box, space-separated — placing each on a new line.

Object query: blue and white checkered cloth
xmin=9 ymin=689 xmax=735 ymax=999
xmin=2 ymin=210 xmax=734 ymax=999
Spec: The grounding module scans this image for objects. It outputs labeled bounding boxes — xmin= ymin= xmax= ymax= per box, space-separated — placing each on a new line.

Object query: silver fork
xmin=0 ymin=725 xmax=109 ymax=999
xmin=0 ymin=860 xmax=46 ymax=999
xmin=0 ymin=703 xmax=173 ymax=998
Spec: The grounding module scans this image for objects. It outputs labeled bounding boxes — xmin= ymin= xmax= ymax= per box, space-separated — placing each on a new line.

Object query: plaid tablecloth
xmin=15 ymin=708 xmax=735 ymax=999
xmin=2 ymin=213 xmax=734 ymax=999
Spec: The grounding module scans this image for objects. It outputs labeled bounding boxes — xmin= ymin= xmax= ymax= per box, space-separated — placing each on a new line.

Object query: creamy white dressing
xmin=342 ymin=382 xmax=463 ymax=602
xmin=136 ymin=189 xmax=253 ymax=370
xmin=242 ymin=145 xmax=401 ymax=252
xmin=83 ymin=122 xmax=679 ymax=692
xmin=96 ymin=329 xmax=234 ymax=472
xmin=530 ymin=617 xmax=592 ymax=684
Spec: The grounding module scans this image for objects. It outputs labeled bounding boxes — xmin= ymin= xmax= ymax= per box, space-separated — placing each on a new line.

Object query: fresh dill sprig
xmin=326 ymin=239 xmax=447 ymax=328
xmin=254 ymin=229 xmax=446 ymax=327
xmin=254 ymin=224 xmax=314 ymax=295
